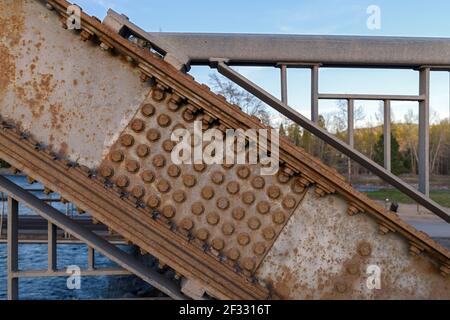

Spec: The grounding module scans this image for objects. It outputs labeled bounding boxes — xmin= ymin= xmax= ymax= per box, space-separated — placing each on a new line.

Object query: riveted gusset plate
xmin=99 ymin=89 xmax=308 ymax=272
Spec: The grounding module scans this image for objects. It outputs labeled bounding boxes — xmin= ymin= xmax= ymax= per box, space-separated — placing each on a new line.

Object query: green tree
xmin=374 ymin=133 xmax=406 ymax=175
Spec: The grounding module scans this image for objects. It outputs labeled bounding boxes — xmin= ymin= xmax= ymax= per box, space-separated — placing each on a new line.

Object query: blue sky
xmin=76 ymin=0 xmax=450 ymax=125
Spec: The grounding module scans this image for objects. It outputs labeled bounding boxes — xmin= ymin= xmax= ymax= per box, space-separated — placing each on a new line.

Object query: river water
xmin=0 ymin=175 xmax=151 ymax=300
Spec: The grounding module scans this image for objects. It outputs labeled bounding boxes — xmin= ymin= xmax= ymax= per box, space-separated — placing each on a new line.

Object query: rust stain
xmin=0 ymin=0 xmax=25 ymax=47
xmin=0 ymin=44 xmax=15 ymax=105
xmin=14 ymin=73 xmax=57 ymax=118
xmin=49 ymin=102 xmax=64 ymax=130
xmin=0 ymin=0 xmax=24 ymax=105
xmin=59 ymin=142 xmax=69 ymax=157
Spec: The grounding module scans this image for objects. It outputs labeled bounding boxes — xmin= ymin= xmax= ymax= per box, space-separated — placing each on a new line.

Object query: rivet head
xmin=211 ymin=171 xmax=225 ymax=185
xmin=251 ymin=176 xmax=265 ymax=189
xmin=282 ymin=196 xmax=297 ymax=210
xmin=191 ymin=202 xmax=205 ymax=216
xmin=162 ymin=140 xmax=175 ymax=153
xmin=181 ymin=218 xmax=194 ymax=231
xmin=120 ymin=134 xmax=134 ymax=147
xmin=141 ymin=103 xmax=155 ymax=117
xmin=162 ymin=205 xmax=176 ymax=219
xmin=237 ymin=166 xmax=250 ymax=179
xmin=358 ymin=242 xmax=372 ymax=257
xmin=272 ymin=211 xmax=286 ymax=225
xmin=222 ymin=163 xmax=234 ymax=169
xmin=157 ymin=114 xmax=172 ymax=127
xmin=182 ymin=109 xmax=196 ymax=122
xmin=248 ymin=217 xmax=261 ymax=230
xmin=228 ymin=248 xmax=240 ymax=261
xmin=193 ymin=164 xmax=206 ymax=172
xmin=242 ymin=191 xmax=255 ymax=205
xmin=257 ymin=201 xmax=270 ymax=215
xmin=201 ymin=187 xmax=215 ymax=200
xmin=183 ymin=175 xmax=197 ymax=188
xmin=216 ymin=197 xmax=230 ymax=210
xmin=173 ymin=190 xmax=186 ymax=203
xmin=99 ymin=166 xmax=114 ymax=178
xmin=126 ymin=160 xmax=140 ymax=173
xmin=152 ymin=155 xmax=166 ymax=168
xmin=131 ymin=186 xmax=146 ymax=199
xmin=253 ymin=242 xmax=266 ymax=255
xmin=237 ymin=233 xmax=250 ymax=246
xmin=291 ymin=178 xmax=306 ymax=194
xmin=335 ymin=281 xmax=348 ymax=294
xmin=277 ymin=172 xmax=290 ymax=184
xmin=141 ymin=170 xmax=155 ymax=184
xmin=212 ymin=238 xmax=225 ymax=251
xmin=346 ymin=263 xmax=360 ymax=275
xmin=226 ymin=181 xmax=240 ymax=195
xmin=110 ymin=150 xmax=124 ymax=163
xmin=232 ymin=207 xmax=245 ymax=221
xmin=136 ymin=144 xmax=150 ymax=158
xmin=146 ymin=195 xmax=160 ymax=208
xmin=242 ymin=258 xmax=256 ymax=271
xmin=207 ymin=212 xmax=220 ymax=225
xmin=167 ymin=165 xmax=181 ymax=178
xmin=152 ymin=88 xmax=166 ymax=102
xmin=262 ymin=227 xmax=276 ymax=240
xmin=116 ymin=175 xmax=130 ymax=188
xmin=156 ymin=179 xmax=171 ymax=193
xmin=196 ymin=228 xmax=209 ymax=241
xmin=168 ymin=99 xmax=181 ymax=111
xmin=267 ymin=186 xmax=281 ymax=199
xmin=146 ymin=129 xmax=161 ymax=142
xmin=131 ymin=119 xmax=145 ymax=133
xmin=222 ymin=223 xmax=235 ymax=236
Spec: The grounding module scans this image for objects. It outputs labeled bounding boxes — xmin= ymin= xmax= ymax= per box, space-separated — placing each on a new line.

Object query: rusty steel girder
xmin=0 ymin=0 xmax=449 ymax=299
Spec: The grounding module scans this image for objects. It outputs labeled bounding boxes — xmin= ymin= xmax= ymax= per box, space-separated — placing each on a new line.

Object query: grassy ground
xmin=365 ymin=189 xmax=450 ymax=208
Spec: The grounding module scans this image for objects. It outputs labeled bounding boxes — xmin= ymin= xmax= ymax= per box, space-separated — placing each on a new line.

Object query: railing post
xmin=384 ymin=100 xmax=392 ymax=172
xmin=419 ymin=68 xmax=430 ymax=196
xmin=311 ymin=65 xmax=319 ymax=123
xmin=280 ymin=64 xmax=288 ymax=105
xmin=48 ymin=222 xmax=57 ymax=272
xmin=88 ymin=246 xmax=95 ymax=270
xmin=347 ymin=99 xmax=355 ymax=182
xmin=7 ymin=196 xmax=19 ymax=300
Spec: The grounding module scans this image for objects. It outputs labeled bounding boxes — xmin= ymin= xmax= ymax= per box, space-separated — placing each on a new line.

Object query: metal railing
xmin=0 ymin=175 xmax=185 ymax=300
xmin=103 ymin=10 xmax=450 ymax=223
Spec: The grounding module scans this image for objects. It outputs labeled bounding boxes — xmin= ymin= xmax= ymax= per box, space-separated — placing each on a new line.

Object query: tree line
xmin=210 ymin=73 xmax=450 ymax=177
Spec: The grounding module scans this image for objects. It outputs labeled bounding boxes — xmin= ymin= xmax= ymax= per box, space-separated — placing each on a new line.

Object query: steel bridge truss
xmin=102 ymin=9 xmax=450 ymax=223
xmin=0 ymin=175 xmax=186 ymax=300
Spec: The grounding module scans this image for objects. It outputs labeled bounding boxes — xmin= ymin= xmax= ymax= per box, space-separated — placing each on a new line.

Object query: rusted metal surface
xmin=257 ymin=189 xmax=450 ymax=299
xmin=99 ymin=88 xmax=308 ymax=272
xmin=0 ymin=122 xmax=270 ymax=299
xmin=0 ymin=0 xmax=149 ymax=168
xmin=0 ymin=0 xmax=448 ymax=299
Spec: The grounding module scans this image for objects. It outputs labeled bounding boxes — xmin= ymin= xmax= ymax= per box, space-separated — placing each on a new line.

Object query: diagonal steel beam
xmin=212 ymin=60 xmax=450 ymax=223
xmin=0 ymin=175 xmax=187 ymax=300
